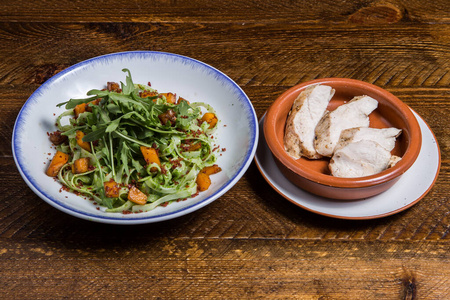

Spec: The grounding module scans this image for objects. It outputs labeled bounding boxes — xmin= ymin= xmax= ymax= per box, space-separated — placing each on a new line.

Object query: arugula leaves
xmin=53 ymin=69 xmax=219 ymax=213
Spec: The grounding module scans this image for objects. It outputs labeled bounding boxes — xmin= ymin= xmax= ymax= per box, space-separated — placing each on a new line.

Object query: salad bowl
xmin=12 ymin=51 xmax=258 ymax=224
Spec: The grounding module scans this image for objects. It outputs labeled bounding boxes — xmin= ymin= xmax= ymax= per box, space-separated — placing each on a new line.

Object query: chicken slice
xmin=388 ymin=155 xmax=402 ymax=168
xmin=284 ymin=84 xmax=335 ymax=159
xmin=314 ymin=95 xmax=378 ymax=157
xmin=335 ymin=127 xmax=402 ymax=152
xmin=329 ymin=140 xmax=391 ymax=178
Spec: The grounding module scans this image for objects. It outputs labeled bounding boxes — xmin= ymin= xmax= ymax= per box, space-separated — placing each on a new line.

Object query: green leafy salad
xmin=46 ymin=69 xmax=222 ymax=213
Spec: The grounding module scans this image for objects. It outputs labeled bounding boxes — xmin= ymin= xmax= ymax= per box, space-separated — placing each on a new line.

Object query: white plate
xmin=255 ymin=111 xmax=440 ymax=220
xmin=12 ymin=51 xmax=258 ymax=224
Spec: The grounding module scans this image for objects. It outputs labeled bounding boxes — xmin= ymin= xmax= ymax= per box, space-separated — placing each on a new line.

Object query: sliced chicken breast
xmin=314 ymin=95 xmax=378 ymax=157
xmin=388 ymin=155 xmax=402 ymax=168
xmin=335 ymin=127 xmax=402 ymax=152
xmin=329 ymin=140 xmax=391 ymax=178
xmin=284 ymin=84 xmax=335 ymax=159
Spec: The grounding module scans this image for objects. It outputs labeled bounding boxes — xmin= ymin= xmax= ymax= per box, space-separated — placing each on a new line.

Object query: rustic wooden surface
xmin=1 ymin=0 xmax=449 ymax=299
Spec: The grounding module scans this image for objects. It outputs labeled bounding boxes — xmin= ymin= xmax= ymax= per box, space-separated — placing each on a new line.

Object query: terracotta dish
xmin=264 ymin=78 xmax=422 ymax=200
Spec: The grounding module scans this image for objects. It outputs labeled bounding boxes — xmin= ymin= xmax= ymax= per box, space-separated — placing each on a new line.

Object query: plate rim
xmin=254 ymin=109 xmax=441 ymax=220
xmin=12 ymin=51 xmax=259 ymax=224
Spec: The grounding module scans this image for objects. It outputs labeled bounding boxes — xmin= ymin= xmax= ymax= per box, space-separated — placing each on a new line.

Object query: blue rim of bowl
xmin=12 ymin=51 xmax=259 ymax=224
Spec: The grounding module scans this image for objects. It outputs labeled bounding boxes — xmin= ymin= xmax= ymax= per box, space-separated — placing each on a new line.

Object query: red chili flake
xmin=194 ymin=129 xmax=203 ymax=137
xmin=148 ymin=81 xmax=151 ymax=86
xmin=169 ymin=158 xmax=182 ymax=169
xmin=161 ymin=166 xmax=167 ymax=175
xmin=122 ymin=210 xmax=132 ymax=215
xmin=46 ymin=132 xmax=50 ymax=136
xmin=191 ymin=191 xmax=199 ymax=198
xmin=224 ymin=125 xmax=227 ymax=127
xmin=96 ymin=207 xmax=100 ymax=210
xmin=161 ymin=202 xmax=169 ymax=207
xmin=221 ymin=148 xmax=226 ymax=152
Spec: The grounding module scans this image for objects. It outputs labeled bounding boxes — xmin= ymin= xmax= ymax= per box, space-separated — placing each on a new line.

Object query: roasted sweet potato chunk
xmin=140 ymin=90 xmax=158 ymax=101
xmin=104 ymin=179 xmax=120 ymax=198
xmin=46 ymin=151 xmax=69 ymax=177
xmin=76 ymin=131 xmax=91 ymax=152
xmin=74 ymin=103 xmax=87 ymax=118
xmin=200 ymin=113 xmax=218 ymax=129
xmin=140 ymin=146 xmax=160 ymax=172
xmin=160 ymin=92 xmax=176 ymax=104
xmin=127 ymin=186 xmax=148 ymax=205
xmin=71 ymin=157 xmax=90 ymax=174
xmin=196 ymin=172 xmax=211 ymax=192
xmin=201 ymin=164 xmax=222 ymax=175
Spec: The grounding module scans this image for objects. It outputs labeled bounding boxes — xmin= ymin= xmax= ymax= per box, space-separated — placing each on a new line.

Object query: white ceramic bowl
xmin=12 ymin=51 xmax=258 ymax=224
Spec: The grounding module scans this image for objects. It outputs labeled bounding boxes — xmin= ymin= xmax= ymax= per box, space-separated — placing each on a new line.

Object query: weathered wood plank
xmin=0 ymin=0 xmax=448 ymax=24
xmin=1 ymin=2 xmax=449 ymax=298
xmin=0 ymin=22 xmax=448 ymax=88
xmin=0 ymin=239 xmax=448 ymax=299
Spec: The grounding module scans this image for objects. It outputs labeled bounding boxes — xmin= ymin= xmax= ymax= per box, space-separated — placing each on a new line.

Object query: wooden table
xmin=1 ymin=1 xmax=448 ymax=298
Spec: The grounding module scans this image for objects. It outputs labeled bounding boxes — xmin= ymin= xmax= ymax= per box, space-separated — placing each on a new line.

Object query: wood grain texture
xmin=1 ymin=22 xmax=449 ymax=88
xmin=0 ymin=239 xmax=448 ymax=299
xmin=0 ymin=0 xmax=449 ymax=298
xmin=0 ymin=0 xmax=449 ymax=24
